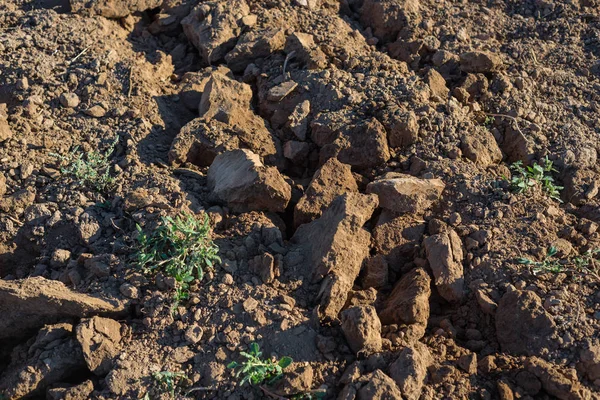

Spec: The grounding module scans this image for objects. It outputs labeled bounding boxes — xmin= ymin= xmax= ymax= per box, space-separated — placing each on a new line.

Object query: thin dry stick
xmin=128 ymin=66 xmax=134 ymax=98
xmin=260 ymin=386 xmax=288 ymax=400
xmin=68 ymin=47 xmax=89 ymax=65
xmin=486 ymin=113 xmax=527 ymax=137
xmin=282 ymin=51 xmax=296 ymax=80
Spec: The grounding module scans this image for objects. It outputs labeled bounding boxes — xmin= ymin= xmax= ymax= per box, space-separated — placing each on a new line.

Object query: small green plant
xmin=227 ymin=343 xmax=293 ymax=386
xmin=484 ymin=115 xmax=495 ymax=127
xmin=506 ymin=156 xmax=563 ymax=201
xmin=151 ymin=370 xmax=190 ymax=398
xmin=518 ymin=247 xmax=600 ymax=279
xmin=135 ymin=212 xmax=220 ymax=306
xmin=518 ymin=246 xmax=563 ymax=274
xmin=53 ymin=138 xmax=118 ymax=192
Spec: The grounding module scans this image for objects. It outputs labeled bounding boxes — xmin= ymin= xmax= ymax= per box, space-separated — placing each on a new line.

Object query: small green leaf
xmin=227 ymin=361 xmax=238 ymax=369
xmin=278 ymin=356 xmax=292 ymax=368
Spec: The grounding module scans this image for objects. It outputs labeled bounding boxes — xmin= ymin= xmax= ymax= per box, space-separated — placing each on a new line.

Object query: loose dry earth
xmin=1 ymin=0 xmax=600 ymax=399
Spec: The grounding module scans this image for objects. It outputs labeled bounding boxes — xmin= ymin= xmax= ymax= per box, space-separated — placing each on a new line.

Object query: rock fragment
xmin=182 ymin=0 xmax=251 ymax=64
xmin=207 ymin=149 xmax=291 ymax=213
xmin=496 ymin=290 xmax=557 ymax=356
xmin=294 ymin=158 xmax=358 ymax=227
xmin=379 ymin=268 xmax=431 ymax=326
xmin=70 ymin=0 xmax=163 ymax=18
xmin=360 ymin=0 xmax=421 ymax=42
xmin=389 ymin=343 xmax=433 ymax=400
xmin=461 ymin=127 xmax=502 ymax=166
xmin=0 ymin=277 xmax=125 ymax=340
xmin=0 ymin=324 xmax=86 ymax=398
xmin=526 ymin=357 xmax=592 ymax=400
xmin=423 ymin=230 xmax=464 ymax=302
xmin=459 ymin=51 xmax=502 ymax=73
xmin=225 ymin=29 xmax=286 ymax=73
xmin=59 ymin=92 xmax=80 ymax=108
xmin=367 ymin=173 xmax=445 ymax=214
xmin=290 ymin=193 xmax=378 ymax=320
xmin=323 ymin=118 xmax=390 ymax=169
xmin=357 ymin=370 xmax=403 ymax=400
xmin=341 ymin=305 xmax=382 ymax=354
xmin=76 ymin=317 xmax=122 ymax=375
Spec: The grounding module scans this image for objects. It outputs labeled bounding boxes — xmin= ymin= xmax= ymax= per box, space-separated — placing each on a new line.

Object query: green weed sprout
xmin=151 ymin=370 xmax=190 ymax=398
xmin=136 ymin=212 xmax=220 ymax=305
xmin=227 ymin=343 xmax=292 ymax=386
xmin=518 ymin=247 xmax=600 ymax=280
xmin=507 ymin=156 xmax=563 ymax=201
xmin=53 ymin=138 xmax=117 ymax=192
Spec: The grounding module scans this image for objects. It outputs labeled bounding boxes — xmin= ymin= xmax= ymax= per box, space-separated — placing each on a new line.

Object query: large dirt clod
xmin=423 ymin=230 xmax=465 ymax=303
xmin=207 ymin=149 xmax=291 ymax=213
xmin=341 ymin=305 xmax=383 ymax=355
xmin=0 ymin=277 xmax=126 ymax=340
xmin=290 ymin=193 xmax=378 ymax=320
xmin=182 ymin=0 xmax=251 ymax=64
xmin=367 ymin=173 xmax=445 ymax=214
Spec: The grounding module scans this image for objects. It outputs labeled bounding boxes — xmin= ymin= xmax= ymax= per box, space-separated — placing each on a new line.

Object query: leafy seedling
xmin=52 ymin=138 xmax=118 ymax=192
xmin=135 ymin=212 xmax=220 ymax=307
xmin=506 ymin=156 xmax=563 ymax=202
xmin=518 ymin=247 xmax=600 ymax=280
xmin=227 ymin=343 xmax=292 ymax=386
xmin=151 ymin=370 xmax=190 ymax=399
xmin=518 ymin=246 xmax=563 ymax=274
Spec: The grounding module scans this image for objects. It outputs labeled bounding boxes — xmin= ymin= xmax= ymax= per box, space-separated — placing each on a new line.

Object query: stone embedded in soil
xmin=294 ymin=158 xmax=358 ymax=228
xmin=496 ymin=290 xmax=558 ymax=356
xmin=0 ymin=277 xmax=126 ymax=340
xmin=70 ymin=0 xmax=163 ymax=18
xmin=84 ymin=105 xmax=106 ymax=118
xmin=525 ymin=357 xmax=592 ymax=400
xmin=459 ymin=51 xmax=503 ymax=73
xmin=461 ymin=127 xmax=502 ymax=166
xmin=0 ymin=323 xmax=86 ymax=398
xmin=249 ymin=252 xmax=278 ymax=283
xmin=360 ymin=0 xmax=421 ymax=42
xmin=357 ymin=370 xmax=403 ymax=400
xmin=170 ymin=72 xmax=281 ymax=168
xmin=379 ymin=268 xmax=431 ymax=326
xmin=272 ymin=364 xmax=314 ymax=397
xmin=373 ymin=212 xmax=426 ymax=268
xmin=389 ymin=342 xmax=433 ymax=400
xmin=284 ymin=32 xmax=328 ymax=70
xmin=341 ymin=305 xmax=383 ymax=355
xmin=0 ymin=187 xmax=36 ymax=213
xmin=59 ymin=92 xmax=80 ymax=108
xmin=0 ymin=114 xmax=14 ymax=142
xmin=287 ymin=99 xmax=311 ymax=140
xmin=322 ymin=118 xmax=391 ymax=169
xmin=76 ymin=316 xmax=122 ymax=376
xmin=225 ymin=28 xmax=286 ymax=73
xmin=381 ymin=108 xmax=419 ymax=149
xmin=283 ymin=140 xmax=310 ymax=164
xmin=0 ymin=172 xmax=6 ymax=196
xmin=179 ymin=66 xmax=233 ymax=110
xmin=425 ymin=68 xmax=449 ymax=100
xmin=366 ymin=172 xmax=445 ymax=214
xmin=207 ymin=149 xmax=291 ymax=213
xmin=290 ymin=193 xmax=378 ymax=320
xmin=199 ymin=71 xmax=253 ymax=123
xmin=267 ymin=80 xmax=299 ymax=102
xmin=362 ymin=255 xmax=389 ymax=289
xmin=47 ymin=380 xmax=94 ymax=400
xmin=182 ymin=0 xmax=251 ymax=64
xmin=423 ymin=229 xmax=465 ymax=303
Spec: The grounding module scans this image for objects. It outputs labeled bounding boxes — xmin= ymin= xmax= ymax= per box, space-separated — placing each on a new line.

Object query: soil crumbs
xmin=1 ymin=0 xmax=600 ymax=399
